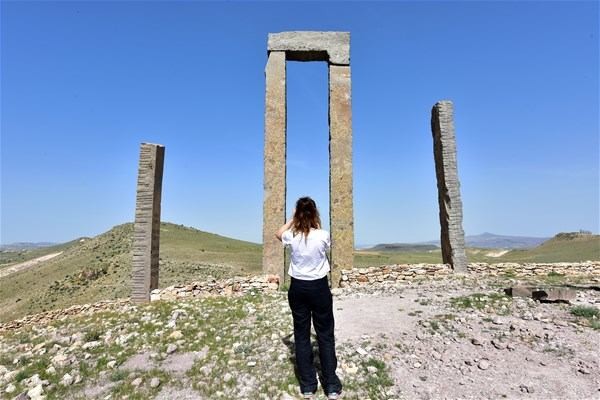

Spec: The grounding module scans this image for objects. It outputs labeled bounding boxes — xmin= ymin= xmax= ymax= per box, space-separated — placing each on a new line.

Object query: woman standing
xmin=276 ymin=197 xmax=343 ymax=399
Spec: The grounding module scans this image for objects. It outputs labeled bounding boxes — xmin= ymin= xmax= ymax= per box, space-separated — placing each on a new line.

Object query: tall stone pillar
xmin=262 ymin=51 xmax=287 ymax=285
xmin=132 ymin=143 xmax=165 ymax=303
xmin=329 ymin=65 xmax=354 ymax=286
xmin=431 ymin=101 xmax=467 ymax=272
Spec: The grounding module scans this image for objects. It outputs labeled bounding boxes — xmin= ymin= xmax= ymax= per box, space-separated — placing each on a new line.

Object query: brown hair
xmin=292 ymin=197 xmax=321 ymax=242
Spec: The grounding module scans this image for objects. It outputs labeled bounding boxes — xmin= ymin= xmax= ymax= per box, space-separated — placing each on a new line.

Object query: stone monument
xmin=431 ymin=101 xmax=467 ymax=272
xmin=132 ymin=143 xmax=165 ymax=303
xmin=263 ymin=32 xmax=354 ymax=287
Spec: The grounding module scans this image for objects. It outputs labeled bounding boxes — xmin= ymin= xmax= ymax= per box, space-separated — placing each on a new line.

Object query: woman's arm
xmin=275 ymin=214 xmax=295 ymax=241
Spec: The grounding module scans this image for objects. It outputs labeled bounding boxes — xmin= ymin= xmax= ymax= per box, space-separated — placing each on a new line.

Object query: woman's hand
xmin=275 ymin=211 xmax=295 ymax=241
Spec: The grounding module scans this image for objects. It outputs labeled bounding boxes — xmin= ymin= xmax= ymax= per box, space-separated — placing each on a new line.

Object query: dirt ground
xmin=333 ymin=277 xmax=600 ymax=399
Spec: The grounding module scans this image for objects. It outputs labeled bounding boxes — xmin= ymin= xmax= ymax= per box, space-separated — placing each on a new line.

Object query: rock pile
xmin=150 ymin=274 xmax=280 ymax=301
xmin=340 ymin=261 xmax=600 ymax=287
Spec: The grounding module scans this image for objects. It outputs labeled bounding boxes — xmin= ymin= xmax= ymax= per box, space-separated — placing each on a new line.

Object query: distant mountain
xmin=364 ymin=232 xmax=549 ymax=252
xmin=466 ymin=233 xmax=550 ymax=249
xmin=0 ymin=242 xmax=58 ymax=251
xmin=422 ymin=232 xmax=550 ymax=249
xmin=368 ymin=243 xmax=439 ymax=252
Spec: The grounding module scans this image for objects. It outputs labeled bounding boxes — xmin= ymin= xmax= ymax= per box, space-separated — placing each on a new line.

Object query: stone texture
xmin=431 ymin=101 xmax=467 ymax=272
xmin=262 ymin=51 xmax=287 ymax=286
xmin=329 ymin=65 xmax=354 ymax=286
xmin=268 ymin=31 xmax=350 ymax=65
xmin=132 ymin=143 xmax=165 ymax=303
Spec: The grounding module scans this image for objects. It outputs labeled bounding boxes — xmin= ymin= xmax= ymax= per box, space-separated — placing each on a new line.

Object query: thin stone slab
xmin=329 ymin=65 xmax=354 ymax=286
xmin=505 ymin=286 xmax=577 ymax=303
xmin=431 ymin=101 xmax=467 ymax=272
xmin=132 ymin=143 xmax=165 ymax=303
xmin=262 ymin=51 xmax=286 ymax=286
xmin=268 ymin=31 xmax=350 ymax=65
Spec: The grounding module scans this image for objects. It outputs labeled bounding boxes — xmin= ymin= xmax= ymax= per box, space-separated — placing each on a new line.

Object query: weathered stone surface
xmin=431 ymin=101 xmax=467 ymax=272
xmin=329 ymin=65 xmax=354 ymax=286
xmin=268 ymin=31 xmax=350 ymax=65
xmin=262 ymin=51 xmax=286 ymax=286
xmin=132 ymin=143 xmax=165 ymax=303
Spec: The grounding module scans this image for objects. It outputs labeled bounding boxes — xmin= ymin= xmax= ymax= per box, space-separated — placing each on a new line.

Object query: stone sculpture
xmin=132 ymin=143 xmax=165 ymax=303
xmin=431 ymin=101 xmax=468 ymax=272
xmin=263 ymin=32 xmax=354 ymax=287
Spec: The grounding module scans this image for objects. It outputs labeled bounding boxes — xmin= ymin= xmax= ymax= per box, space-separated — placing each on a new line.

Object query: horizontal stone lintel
xmin=268 ymin=31 xmax=350 ymax=65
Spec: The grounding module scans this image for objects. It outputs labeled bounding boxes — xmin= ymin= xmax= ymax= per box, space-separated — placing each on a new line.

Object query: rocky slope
xmin=0 ymin=274 xmax=599 ymax=400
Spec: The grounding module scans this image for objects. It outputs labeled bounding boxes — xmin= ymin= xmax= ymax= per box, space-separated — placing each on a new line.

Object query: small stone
xmin=27 ymin=384 xmax=43 ymax=398
xmin=471 ymin=337 xmax=483 ymax=346
xmin=107 ymin=360 xmax=117 ymax=369
xmin=478 ymin=360 xmax=490 ymax=370
xmin=169 ymin=331 xmax=183 ymax=340
xmin=223 ymin=372 xmax=232 ymax=382
xmin=247 ymin=361 xmax=256 ymax=367
xmin=5 ymin=383 xmax=16 ymax=393
xmin=491 ymin=339 xmax=507 ymax=350
xmin=431 ymin=351 xmax=442 ymax=360
xmin=150 ymin=377 xmax=161 ymax=388
xmin=131 ymin=377 xmax=143 ymax=387
xmin=366 ymin=366 xmax=377 ymax=373
xmin=60 ymin=373 xmax=73 ymax=386
xmin=520 ymin=384 xmax=535 ymax=393
xmin=82 ymin=341 xmax=102 ymax=350
xmin=45 ymin=366 xmax=56 ymax=375
xmin=166 ymin=344 xmax=177 ymax=354
xmin=578 ymin=367 xmax=591 ymax=375
xmin=356 ymin=347 xmax=368 ymax=356
xmin=346 ymin=365 xmax=358 ymax=374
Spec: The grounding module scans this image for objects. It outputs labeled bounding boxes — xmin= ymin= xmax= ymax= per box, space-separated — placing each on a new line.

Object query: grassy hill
xmin=1 ymin=224 xmax=598 ymax=323
xmin=498 ymin=232 xmax=600 ymax=263
xmin=0 ymin=222 xmax=261 ymax=323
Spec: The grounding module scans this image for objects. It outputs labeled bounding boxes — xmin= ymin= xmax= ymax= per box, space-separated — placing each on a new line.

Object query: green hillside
xmin=0 ymin=222 xmax=261 ymax=323
xmin=1 ymin=224 xmax=598 ymax=323
xmin=499 ymin=233 xmax=600 ymax=263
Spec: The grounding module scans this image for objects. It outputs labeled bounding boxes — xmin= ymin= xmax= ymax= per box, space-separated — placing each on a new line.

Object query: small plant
xmin=570 ymin=306 xmax=599 ymax=319
xmin=110 ymin=369 xmax=127 ymax=382
xmin=362 ymin=357 xmax=394 ymax=398
xmin=84 ymin=329 xmax=102 ymax=342
xmin=570 ymin=306 xmax=599 ymax=330
xmin=450 ymin=292 xmax=510 ymax=312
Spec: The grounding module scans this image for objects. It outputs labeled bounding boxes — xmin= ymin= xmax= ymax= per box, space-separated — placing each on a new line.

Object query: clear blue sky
xmin=1 ymin=1 xmax=598 ymax=245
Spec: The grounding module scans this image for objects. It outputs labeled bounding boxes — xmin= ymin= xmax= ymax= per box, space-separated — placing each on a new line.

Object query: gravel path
xmin=0 ymin=252 xmax=62 ymax=279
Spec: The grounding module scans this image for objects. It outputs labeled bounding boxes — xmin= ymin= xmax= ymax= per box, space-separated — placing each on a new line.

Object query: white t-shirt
xmin=281 ymin=228 xmax=331 ymax=280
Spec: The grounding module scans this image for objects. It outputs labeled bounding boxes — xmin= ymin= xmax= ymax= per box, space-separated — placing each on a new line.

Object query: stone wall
xmin=150 ymin=275 xmax=280 ymax=301
xmin=339 ymin=262 xmax=600 ymax=287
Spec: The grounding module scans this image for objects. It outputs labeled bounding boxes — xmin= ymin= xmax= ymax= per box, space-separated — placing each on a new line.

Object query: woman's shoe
xmin=327 ymin=392 xmax=341 ymax=400
xmin=302 ymin=392 xmax=315 ymax=399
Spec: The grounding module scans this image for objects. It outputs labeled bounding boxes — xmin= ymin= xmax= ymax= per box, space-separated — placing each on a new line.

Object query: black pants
xmin=287 ymin=276 xmax=342 ymax=394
